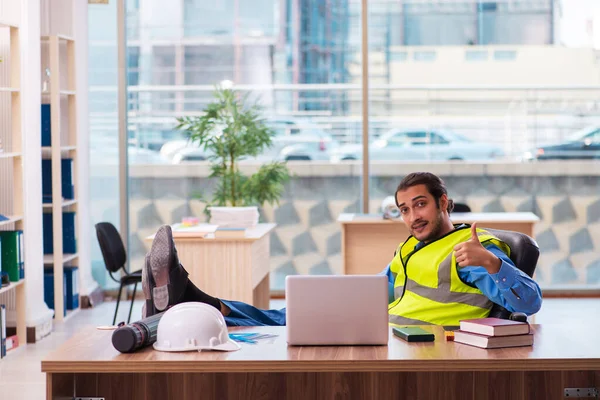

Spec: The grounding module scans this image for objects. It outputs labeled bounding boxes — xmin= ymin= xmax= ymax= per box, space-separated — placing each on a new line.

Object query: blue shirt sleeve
xmin=457 ymin=244 xmax=543 ymax=315
xmin=379 ymin=264 xmax=395 ymax=303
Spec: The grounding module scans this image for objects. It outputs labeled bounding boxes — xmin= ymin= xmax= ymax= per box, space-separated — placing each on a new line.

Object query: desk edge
xmin=41 ymin=358 xmax=600 ymax=374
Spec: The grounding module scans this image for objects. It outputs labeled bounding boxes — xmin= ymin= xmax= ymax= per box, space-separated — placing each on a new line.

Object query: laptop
xmin=285 ymin=275 xmax=389 ymax=346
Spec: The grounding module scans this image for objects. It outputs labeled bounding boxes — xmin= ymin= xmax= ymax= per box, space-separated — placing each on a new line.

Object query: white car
xmin=162 ymin=117 xmax=339 ymax=163
xmin=91 ymin=144 xmax=170 ymax=165
xmin=330 ymin=128 xmax=504 ymax=162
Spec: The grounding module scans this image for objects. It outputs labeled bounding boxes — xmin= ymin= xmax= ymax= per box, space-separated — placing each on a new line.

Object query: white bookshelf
xmin=0 ymin=18 xmax=27 ymax=351
xmin=0 ymin=152 xmax=22 ymax=159
xmin=41 ymin=34 xmax=79 ymax=322
xmin=0 ymin=279 xmax=24 ymax=296
xmin=43 ymin=253 xmax=78 ymax=265
xmin=0 ymin=216 xmax=22 ymax=227
xmin=42 ymin=199 xmax=78 ymax=209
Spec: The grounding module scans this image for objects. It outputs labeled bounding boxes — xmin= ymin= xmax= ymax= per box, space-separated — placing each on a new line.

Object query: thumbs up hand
xmin=453 ymin=223 xmax=501 ymax=274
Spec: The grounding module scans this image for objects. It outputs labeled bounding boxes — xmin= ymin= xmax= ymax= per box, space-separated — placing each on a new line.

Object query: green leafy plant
xmin=175 ymin=87 xmax=290 ymax=212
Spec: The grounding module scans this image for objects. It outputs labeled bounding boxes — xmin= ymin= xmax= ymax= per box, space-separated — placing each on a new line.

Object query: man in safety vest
xmin=141 ymin=172 xmax=542 ymax=326
xmin=385 ymin=172 xmax=541 ymax=326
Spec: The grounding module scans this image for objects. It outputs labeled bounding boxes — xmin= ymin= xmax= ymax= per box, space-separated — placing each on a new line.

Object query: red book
xmin=459 ymin=317 xmax=530 ymax=337
xmin=6 ymin=334 xmax=18 ymax=351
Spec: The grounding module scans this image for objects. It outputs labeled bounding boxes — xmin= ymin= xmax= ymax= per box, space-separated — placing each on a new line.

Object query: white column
xmin=21 ymin=0 xmax=54 ymax=329
xmin=73 ymin=0 xmax=99 ymax=297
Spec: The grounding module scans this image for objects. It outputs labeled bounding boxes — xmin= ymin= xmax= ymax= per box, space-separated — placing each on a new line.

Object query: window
xmin=87 ymin=0 xmax=600 ymax=295
xmin=428 ymin=132 xmax=449 ymax=145
xmin=403 ymin=3 xmax=477 ymax=45
xmin=584 ymin=130 xmax=600 ymax=144
xmin=386 ymin=132 xmax=411 ymax=146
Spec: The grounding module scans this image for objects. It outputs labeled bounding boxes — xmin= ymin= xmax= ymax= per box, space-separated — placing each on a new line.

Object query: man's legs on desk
xmin=142 ymin=224 xmax=286 ymax=327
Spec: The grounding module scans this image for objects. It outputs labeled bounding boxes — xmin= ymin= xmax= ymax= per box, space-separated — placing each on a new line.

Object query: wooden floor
xmin=0 ymin=297 xmax=598 ymax=400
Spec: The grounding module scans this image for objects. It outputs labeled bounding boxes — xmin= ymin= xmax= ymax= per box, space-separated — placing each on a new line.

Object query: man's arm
xmin=458 ymin=244 xmax=543 ymax=315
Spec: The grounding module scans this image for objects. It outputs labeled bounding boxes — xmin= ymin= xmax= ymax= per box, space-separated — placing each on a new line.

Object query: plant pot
xmin=208 ymin=206 xmax=259 ymax=229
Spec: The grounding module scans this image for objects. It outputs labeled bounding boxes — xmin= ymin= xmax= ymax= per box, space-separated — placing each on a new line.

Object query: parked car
xmin=330 ymin=128 xmax=504 ymax=162
xmin=161 ymin=117 xmax=340 ymax=163
xmin=91 ymin=143 xmax=169 ymax=165
xmin=523 ymin=126 xmax=600 ymax=160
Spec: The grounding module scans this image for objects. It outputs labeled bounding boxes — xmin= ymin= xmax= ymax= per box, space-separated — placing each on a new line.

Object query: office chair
xmin=485 ymin=228 xmax=540 ymax=322
xmin=95 ymin=222 xmax=142 ymax=324
xmin=452 ymin=203 xmax=471 ymax=213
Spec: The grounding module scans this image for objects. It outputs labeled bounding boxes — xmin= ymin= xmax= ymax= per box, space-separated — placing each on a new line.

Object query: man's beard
xmin=415 ymin=211 xmax=445 ymax=243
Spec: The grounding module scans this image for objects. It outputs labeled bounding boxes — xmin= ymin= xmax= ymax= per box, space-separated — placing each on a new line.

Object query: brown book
xmin=459 ymin=317 xmax=530 ymax=337
xmin=454 ymin=330 xmax=534 ymax=349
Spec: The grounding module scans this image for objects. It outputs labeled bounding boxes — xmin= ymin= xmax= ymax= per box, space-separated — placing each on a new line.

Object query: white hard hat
xmin=381 ymin=195 xmax=400 ymax=219
xmin=153 ymin=302 xmax=240 ymax=352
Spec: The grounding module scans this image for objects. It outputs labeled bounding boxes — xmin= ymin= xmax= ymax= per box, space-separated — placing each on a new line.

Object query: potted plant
xmin=175 ymin=87 xmax=290 ymax=226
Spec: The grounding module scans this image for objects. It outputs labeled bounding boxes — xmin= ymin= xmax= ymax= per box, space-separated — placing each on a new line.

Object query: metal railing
xmin=89 ymin=84 xmax=600 ymax=159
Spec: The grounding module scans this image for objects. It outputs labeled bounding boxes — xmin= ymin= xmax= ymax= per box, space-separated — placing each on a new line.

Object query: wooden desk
xmin=43 ymin=324 xmax=600 ymax=400
xmin=338 ymin=212 xmax=540 ymax=275
xmin=146 ymin=223 xmax=275 ymax=309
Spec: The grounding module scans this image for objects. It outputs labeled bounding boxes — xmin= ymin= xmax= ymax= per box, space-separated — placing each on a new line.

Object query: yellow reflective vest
xmin=388 ymin=225 xmax=511 ymax=326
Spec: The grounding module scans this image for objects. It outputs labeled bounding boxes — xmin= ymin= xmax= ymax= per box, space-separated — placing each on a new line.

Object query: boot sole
xmin=141 ymin=255 xmax=156 ymax=318
xmin=149 ymin=225 xmax=173 ymax=311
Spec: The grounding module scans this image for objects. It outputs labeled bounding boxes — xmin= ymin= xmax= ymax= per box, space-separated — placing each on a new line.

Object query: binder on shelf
xmin=43 ymin=212 xmax=77 ymax=254
xmin=41 ymin=158 xmax=75 ymax=202
xmin=62 ymin=158 xmax=75 ymax=199
xmin=1 ymin=305 xmax=6 ymax=358
xmin=0 ymin=231 xmax=23 ymax=282
xmin=43 ymin=269 xmax=67 ymax=318
xmin=41 ymin=104 xmax=51 ymax=146
xmin=19 ymin=230 xmax=24 ymax=280
xmin=64 ymin=266 xmax=79 ymax=310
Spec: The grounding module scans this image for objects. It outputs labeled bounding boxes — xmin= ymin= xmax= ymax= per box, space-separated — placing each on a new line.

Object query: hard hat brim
xmin=152 ymin=338 xmax=241 ymax=352
xmin=211 ymin=339 xmax=241 ymax=352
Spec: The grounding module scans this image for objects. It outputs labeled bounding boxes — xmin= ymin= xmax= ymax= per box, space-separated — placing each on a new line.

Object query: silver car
xmin=330 ymin=128 xmax=504 ymax=162
xmin=162 ymin=117 xmax=339 ymax=163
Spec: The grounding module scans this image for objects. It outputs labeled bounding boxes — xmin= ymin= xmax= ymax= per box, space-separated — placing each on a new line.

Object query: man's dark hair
xmin=395 ymin=172 xmax=455 ymax=213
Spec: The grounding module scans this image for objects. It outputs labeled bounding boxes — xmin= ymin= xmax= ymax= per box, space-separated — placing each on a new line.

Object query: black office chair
xmin=95 ymin=222 xmax=142 ymax=324
xmin=485 ymin=228 xmax=540 ymax=322
xmin=452 ymin=203 xmax=471 ymax=213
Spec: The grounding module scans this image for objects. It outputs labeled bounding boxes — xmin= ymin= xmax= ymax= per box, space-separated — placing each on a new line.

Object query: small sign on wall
xmin=88 ymin=0 xmax=109 ymax=4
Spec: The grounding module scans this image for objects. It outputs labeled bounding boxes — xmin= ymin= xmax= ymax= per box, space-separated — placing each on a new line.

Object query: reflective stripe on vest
xmin=388 ymin=226 xmax=511 ymax=326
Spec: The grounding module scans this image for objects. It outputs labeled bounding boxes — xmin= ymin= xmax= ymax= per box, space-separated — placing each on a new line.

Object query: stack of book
xmin=170 ymin=223 xmax=218 ymax=238
xmin=453 ymin=317 xmax=533 ymax=349
xmin=208 ymin=206 xmax=259 ymax=229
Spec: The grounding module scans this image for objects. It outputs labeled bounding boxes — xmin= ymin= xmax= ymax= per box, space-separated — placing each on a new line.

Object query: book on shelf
xmin=43 ymin=212 xmax=77 ymax=255
xmin=1 ymin=304 xmax=6 ymax=358
xmin=6 ymin=334 xmax=18 ymax=352
xmin=214 ymin=227 xmax=246 ymax=238
xmin=41 ymin=159 xmax=75 ymax=202
xmin=41 ymin=104 xmax=51 ymax=146
xmin=64 ymin=266 xmax=79 ymax=310
xmin=453 ymin=330 xmax=534 ymax=349
xmin=459 ymin=317 xmax=530 ymax=337
xmin=0 ymin=230 xmax=24 ymax=282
